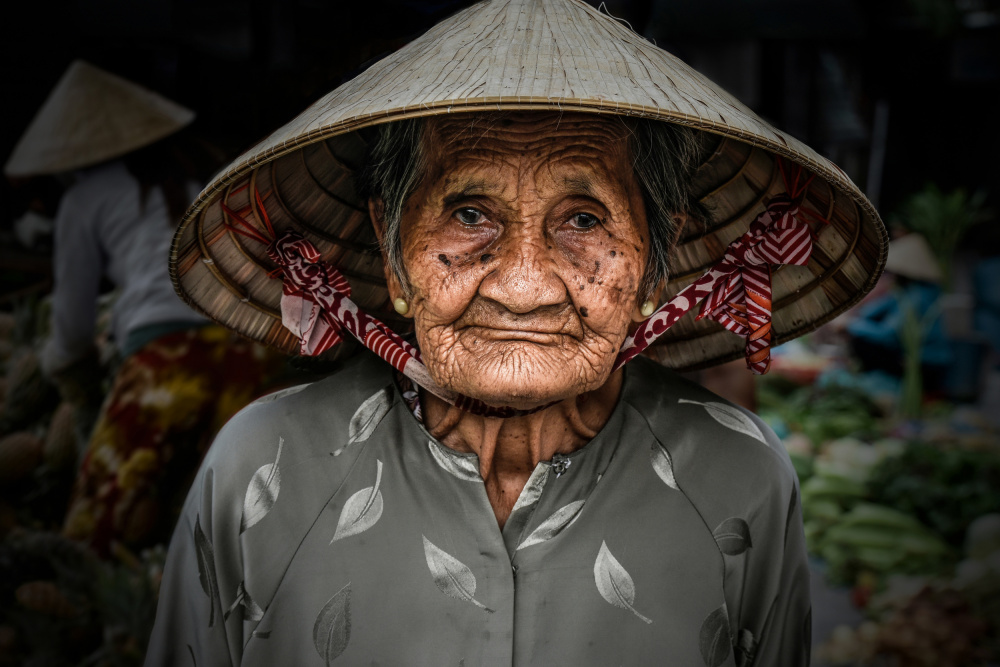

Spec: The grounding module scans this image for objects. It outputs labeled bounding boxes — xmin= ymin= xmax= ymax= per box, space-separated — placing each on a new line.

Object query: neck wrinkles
xmin=420 ymin=369 xmax=624 ymax=527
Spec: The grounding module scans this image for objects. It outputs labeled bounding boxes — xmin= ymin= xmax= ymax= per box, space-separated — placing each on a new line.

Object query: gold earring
xmin=393 ymin=298 xmax=409 ymax=315
xmin=640 ymin=300 xmax=656 ymax=318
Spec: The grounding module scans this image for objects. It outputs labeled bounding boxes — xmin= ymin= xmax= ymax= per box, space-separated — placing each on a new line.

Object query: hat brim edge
xmin=171 ymin=99 xmax=888 ymax=370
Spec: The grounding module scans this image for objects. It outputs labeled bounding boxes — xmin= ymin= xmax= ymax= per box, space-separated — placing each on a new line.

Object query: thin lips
xmin=462 ymin=325 xmax=571 ymax=342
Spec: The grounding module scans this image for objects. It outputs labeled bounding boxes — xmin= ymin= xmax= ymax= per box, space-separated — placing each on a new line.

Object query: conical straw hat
xmin=4 ymin=60 xmax=195 ymax=177
xmin=171 ymin=0 xmax=887 ymax=371
xmin=885 ymin=234 xmax=942 ymax=283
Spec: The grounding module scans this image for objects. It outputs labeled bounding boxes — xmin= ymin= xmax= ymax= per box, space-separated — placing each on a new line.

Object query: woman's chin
xmin=460 ymin=385 xmax=569 ymax=411
xmin=435 ymin=356 xmax=608 ymax=411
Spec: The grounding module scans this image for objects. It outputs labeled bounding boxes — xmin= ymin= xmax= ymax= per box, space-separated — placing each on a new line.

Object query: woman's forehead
xmin=427 ymin=111 xmax=630 ymax=152
xmin=422 ymin=111 xmax=635 ymax=191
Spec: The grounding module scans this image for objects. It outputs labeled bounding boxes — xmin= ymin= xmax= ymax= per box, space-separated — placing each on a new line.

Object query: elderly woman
xmin=145 ymin=1 xmax=886 ymax=665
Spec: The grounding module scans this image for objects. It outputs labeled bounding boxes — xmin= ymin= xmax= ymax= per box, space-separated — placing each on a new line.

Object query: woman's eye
xmin=569 ymin=212 xmax=600 ymax=229
xmin=455 ymin=208 xmax=485 ymax=225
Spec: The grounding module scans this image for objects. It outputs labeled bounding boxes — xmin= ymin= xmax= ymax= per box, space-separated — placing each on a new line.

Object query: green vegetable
xmin=853 ymin=546 xmax=903 ymax=571
xmin=758 ymin=377 xmax=882 ymax=446
xmin=867 ymin=441 xmax=1000 ymax=547
xmin=801 ymin=475 xmax=868 ymax=506
xmin=838 ymin=503 xmax=927 ymax=532
xmin=803 ymin=500 xmax=843 ymax=522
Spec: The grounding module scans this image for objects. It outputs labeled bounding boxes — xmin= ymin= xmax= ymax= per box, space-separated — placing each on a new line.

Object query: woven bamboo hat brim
xmin=4 ymin=60 xmax=195 ymax=177
xmin=171 ymin=0 xmax=887 ymax=371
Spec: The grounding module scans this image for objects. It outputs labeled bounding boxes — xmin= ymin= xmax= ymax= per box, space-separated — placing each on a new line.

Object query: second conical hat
xmin=4 ymin=60 xmax=195 ymax=177
xmin=171 ymin=0 xmax=887 ymax=371
xmin=885 ymin=234 xmax=942 ymax=283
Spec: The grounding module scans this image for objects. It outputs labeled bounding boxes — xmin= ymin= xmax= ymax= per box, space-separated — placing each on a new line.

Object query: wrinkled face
xmin=389 ymin=112 xmax=650 ymax=409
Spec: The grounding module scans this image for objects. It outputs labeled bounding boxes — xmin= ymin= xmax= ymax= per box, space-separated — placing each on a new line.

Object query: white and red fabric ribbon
xmin=223 ymin=189 xmax=816 ymax=416
xmin=614 ymin=194 xmax=813 ymax=375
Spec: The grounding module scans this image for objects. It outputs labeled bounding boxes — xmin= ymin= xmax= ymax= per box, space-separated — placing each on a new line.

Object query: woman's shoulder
xmin=199 ymin=352 xmax=398 ymax=488
xmin=622 ymin=356 xmax=797 ymax=507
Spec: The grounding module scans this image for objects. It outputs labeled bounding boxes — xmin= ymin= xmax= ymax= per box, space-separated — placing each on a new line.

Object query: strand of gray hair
xmin=356 ymin=119 xmax=426 ymax=295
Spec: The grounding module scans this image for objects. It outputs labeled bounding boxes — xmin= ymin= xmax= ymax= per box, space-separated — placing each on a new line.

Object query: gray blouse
xmin=145 ymin=353 xmax=810 ymax=666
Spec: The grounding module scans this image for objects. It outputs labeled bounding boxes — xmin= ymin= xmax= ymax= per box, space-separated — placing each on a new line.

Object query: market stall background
xmin=0 ymin=0 xmax=998 ymax=665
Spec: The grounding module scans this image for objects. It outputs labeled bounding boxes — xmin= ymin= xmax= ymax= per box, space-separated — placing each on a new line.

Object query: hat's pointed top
xmin=4 ymin=60 xmax=195 ymax=177
xmin=232 ymin=0 xmax=831 ymax=187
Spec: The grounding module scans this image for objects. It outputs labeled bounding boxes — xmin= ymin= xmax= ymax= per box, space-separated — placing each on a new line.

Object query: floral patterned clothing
xmin=145 ymin=353 xmax=810 ymax=666
xmin=63 ymin=325 xmax=283 ymax=556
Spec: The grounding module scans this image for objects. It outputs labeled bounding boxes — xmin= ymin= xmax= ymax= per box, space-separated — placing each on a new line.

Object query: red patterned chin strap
xmin=221 ymin=174 xmax=819 ymax=416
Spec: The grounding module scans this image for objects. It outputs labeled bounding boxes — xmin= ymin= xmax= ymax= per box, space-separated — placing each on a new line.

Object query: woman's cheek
xmin=554 ymin=238 xmax=644 ymax=323
xmin=411 ymin=260 xmax=484 ymax=323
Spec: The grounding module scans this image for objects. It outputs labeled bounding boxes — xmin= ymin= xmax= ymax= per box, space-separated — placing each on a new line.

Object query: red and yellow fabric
xmin=62 ymin=324 xmax=283 ymax=556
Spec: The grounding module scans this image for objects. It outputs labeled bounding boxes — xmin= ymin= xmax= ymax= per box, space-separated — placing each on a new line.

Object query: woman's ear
xmin=369 ymin=198 xmax=412 ymax=317
xmin=630 ymin=212 xmax=687 ymax=322
xmin=632 ymin=278 xmax=667 ymax=323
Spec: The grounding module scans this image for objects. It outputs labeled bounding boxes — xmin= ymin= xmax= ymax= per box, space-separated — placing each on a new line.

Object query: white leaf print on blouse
xmin=677 ymin=399 xmax=766 ymax=444
xmin=331 ymin=460 xmax=384 ymax=543
xmin=338 ymin=386 xmax=393 ymax=454
xmin=712 ymin=517 xmax=753 ymax=556
xmin=422 ymin=536 xmax=494 ymax=613
xmin=251 ymin=382 xmax=311 ymax=406
xmin=699 ymin=603 xmax=732 ymax=667
xmin=650 ymin=441 xmax=678 ymax=490
xmin=223 ymin=581 xmax=264 ymax=622
xmin=427 ymin=439 xmax=481 ymax=482
xmin=516 ymin=500 xmax=585 ymax=551
xmin=240 ymin=437 xmax=283 ymax=534
xmin=314 ymin=582 xmax=351 ymax=666
xmin=593 ymin=541 xmax=652 ymax=624
xmin=193 ymin=515 xmax=219 ymax=627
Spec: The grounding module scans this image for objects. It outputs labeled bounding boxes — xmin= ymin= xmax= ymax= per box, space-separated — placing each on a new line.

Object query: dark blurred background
xmin=1 ymin=1 xmax=999 ymax=665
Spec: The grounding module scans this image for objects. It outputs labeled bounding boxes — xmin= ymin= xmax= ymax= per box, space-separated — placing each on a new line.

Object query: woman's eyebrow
xmin=562 ymin=176 xmax=597 ymax=197
xmin=441 ymin=178 xmax=497 ymax=207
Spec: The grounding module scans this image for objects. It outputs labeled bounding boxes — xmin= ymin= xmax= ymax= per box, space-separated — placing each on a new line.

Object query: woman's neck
xmin=421 ymin=369 xmax=623 ymax=528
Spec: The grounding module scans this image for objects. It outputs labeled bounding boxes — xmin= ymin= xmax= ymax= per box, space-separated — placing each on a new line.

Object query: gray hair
xmin=355 ymin=114 xmax=704 ymax=298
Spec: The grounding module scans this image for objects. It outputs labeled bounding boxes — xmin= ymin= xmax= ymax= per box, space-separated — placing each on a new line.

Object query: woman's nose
xmin=477 ymin=225 xmax=566 ymax=314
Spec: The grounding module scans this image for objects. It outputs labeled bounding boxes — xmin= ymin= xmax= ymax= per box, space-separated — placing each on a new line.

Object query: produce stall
xmin=760 ymin=355 xmax=1000 ymax=667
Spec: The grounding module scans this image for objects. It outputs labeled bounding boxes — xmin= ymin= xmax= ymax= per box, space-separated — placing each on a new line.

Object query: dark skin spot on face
xmin=580 ymin=306 xmax=589 ymax=317
xmin=588 ymin=276 xmax=595 ymax=284
xmin=438 ymin=253 xmax=451 ymax=267
xmin=609 ymin=250 xmax=616 ymax=257
xmin=480 ymin=253 xmax=493 ymax=263
xmin=595 ymin=261 xmax=601 ymax=271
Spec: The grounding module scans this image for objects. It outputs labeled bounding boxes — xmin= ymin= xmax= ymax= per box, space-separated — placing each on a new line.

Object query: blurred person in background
xmin=847 ymin=233 xmax=951 ymax=394
xmin=4 ymin=60 xmax=283 ymax=557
